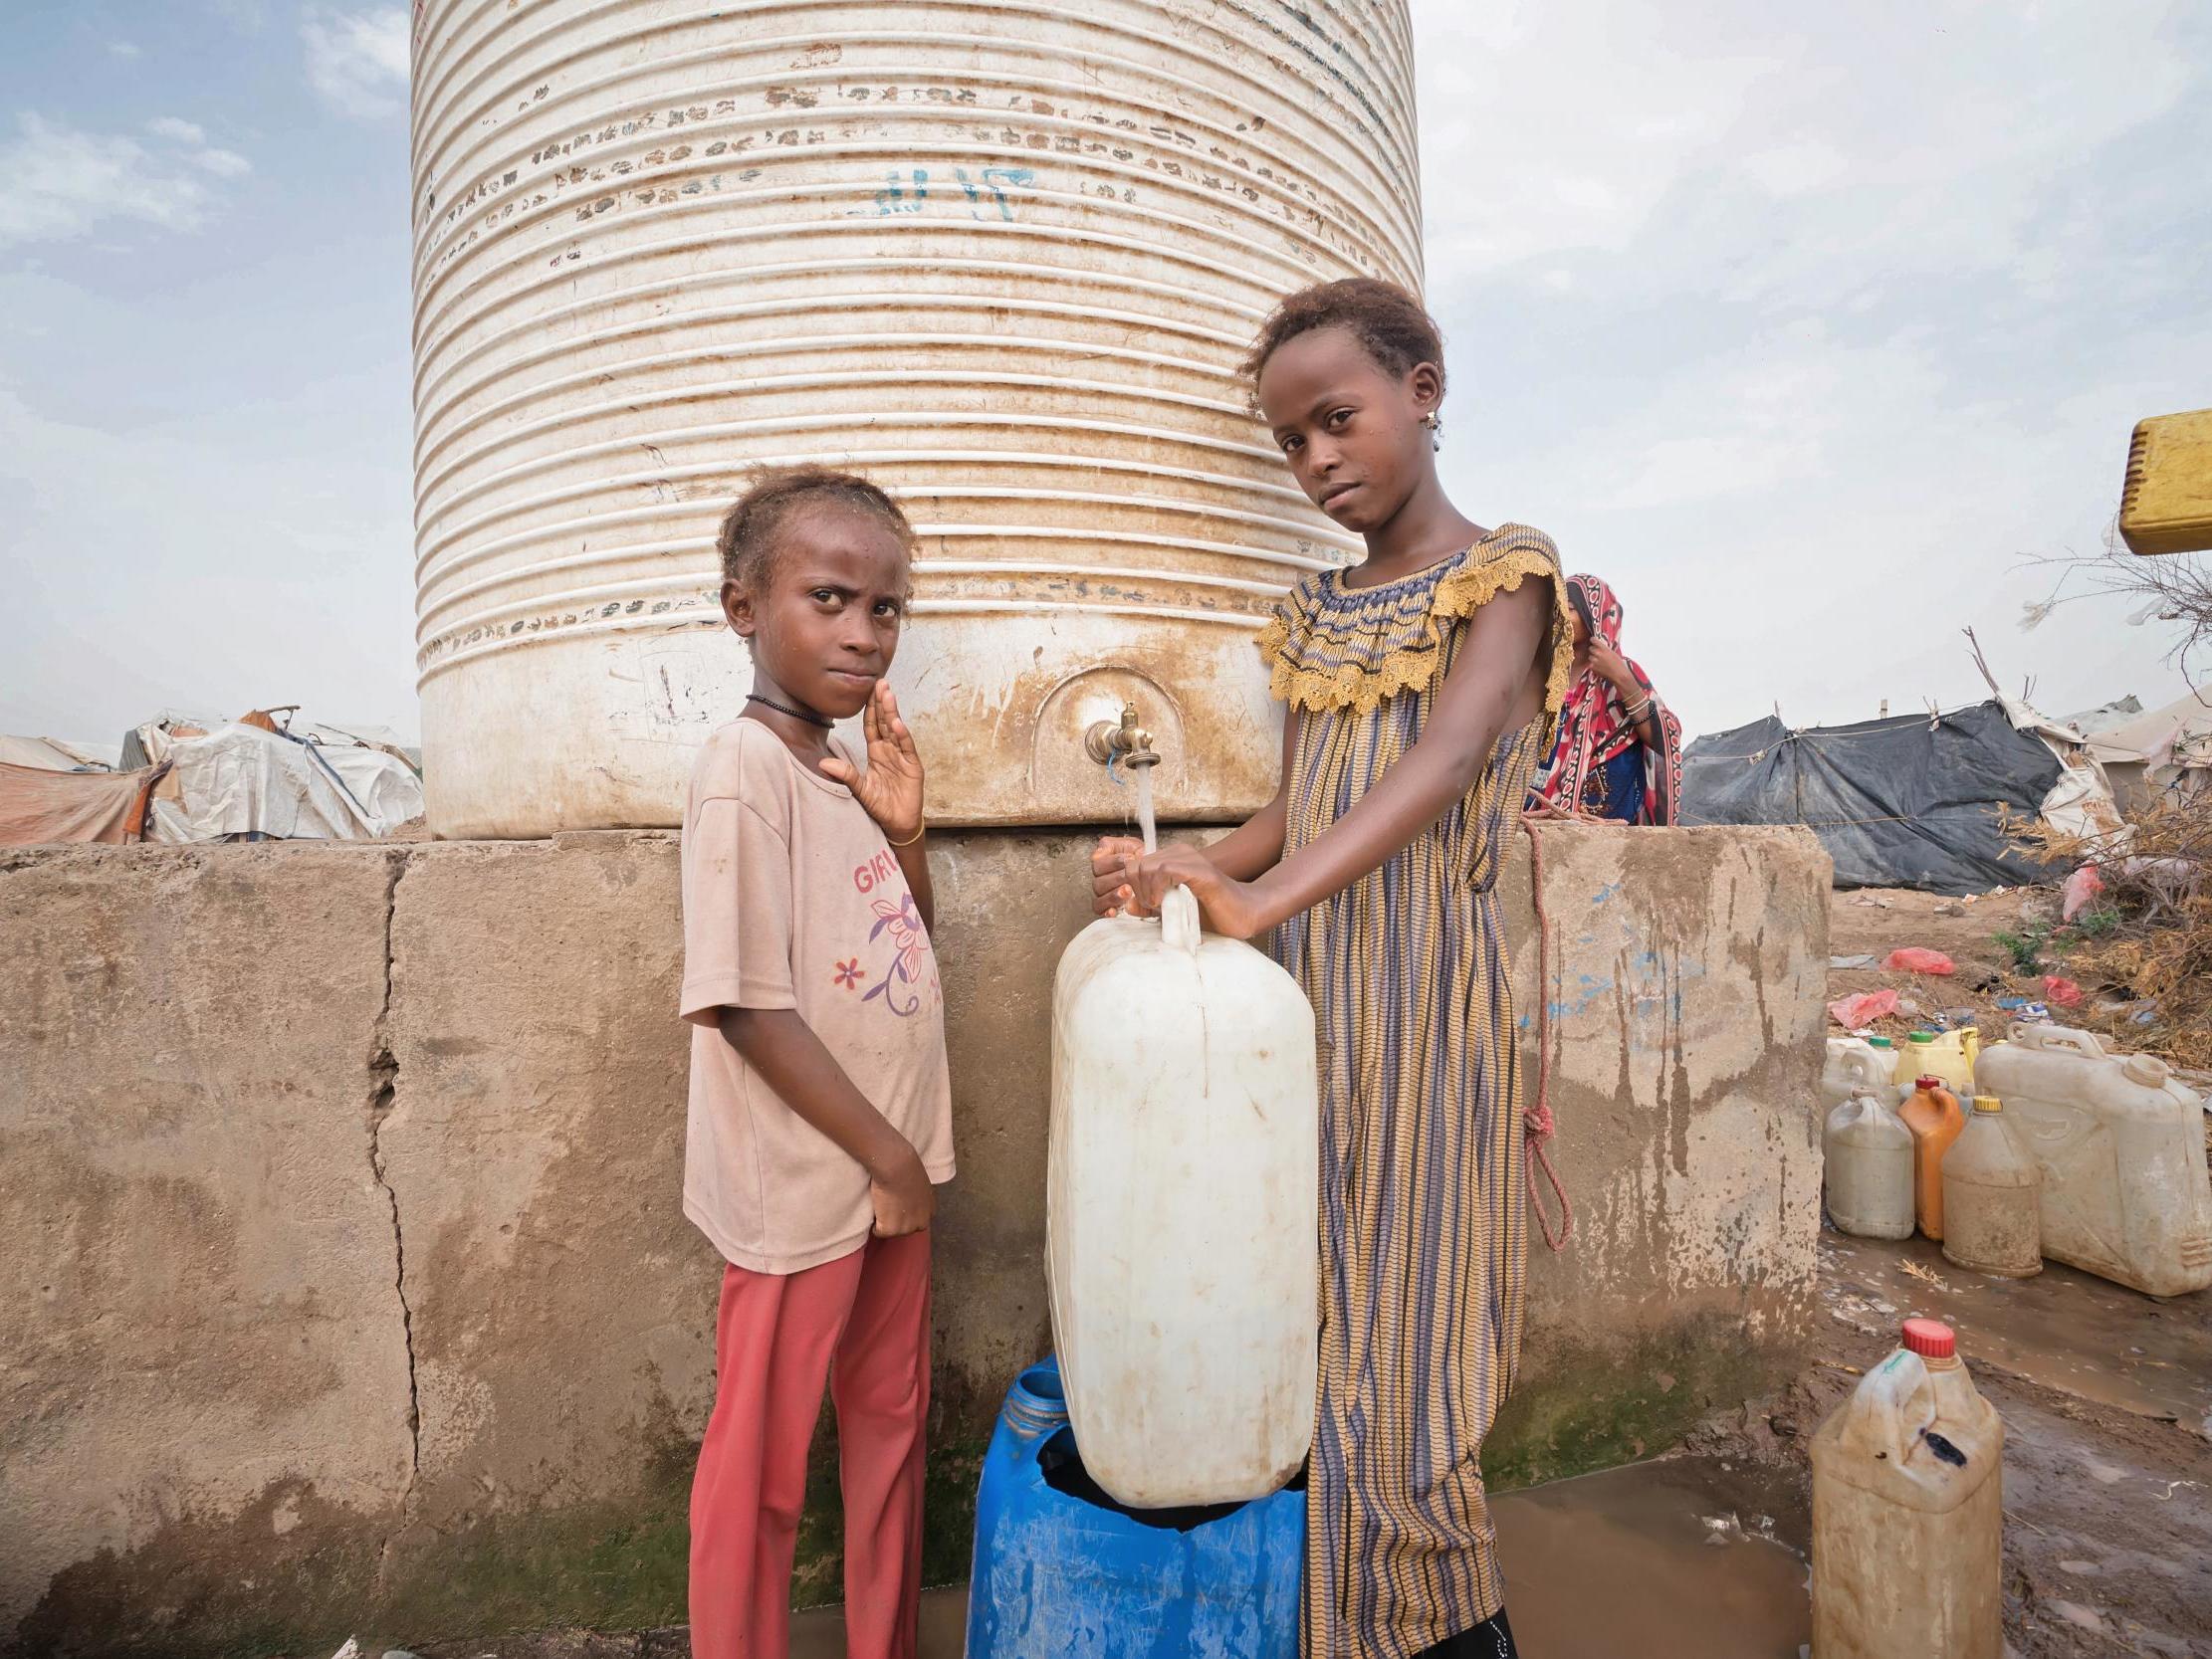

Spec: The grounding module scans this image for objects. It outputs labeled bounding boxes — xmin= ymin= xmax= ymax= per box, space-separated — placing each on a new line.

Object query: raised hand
xmin=820 ymin=680 xmax=925 ymax=842
xmin=1586 ymin=640 xmax=1640 ymax=698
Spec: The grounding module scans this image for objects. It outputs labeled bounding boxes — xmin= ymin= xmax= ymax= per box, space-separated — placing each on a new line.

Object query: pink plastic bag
xmin=2043 ymin=975 xmax=2085 ymax=1007
xmin=1829 ymin=988 xmax=1899 ymax=1029
xmin=1882 ymin=948 xmax=1955 ymax=976
xmin=2061 ymin=863 xmax=2104 ymax=923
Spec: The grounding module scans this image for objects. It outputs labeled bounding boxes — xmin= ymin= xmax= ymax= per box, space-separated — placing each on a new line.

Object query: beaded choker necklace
xmin=746 ymin=692 xmax=834 ymax=729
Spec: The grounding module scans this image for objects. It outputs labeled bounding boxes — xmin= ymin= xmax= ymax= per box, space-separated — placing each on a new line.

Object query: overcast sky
xmin=1 ymin=0 xmax=2205 ymax=749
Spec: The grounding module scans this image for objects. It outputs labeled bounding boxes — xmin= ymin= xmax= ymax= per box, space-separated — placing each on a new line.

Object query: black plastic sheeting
xmin=1682 ymin=702 xmax=2062 ymax=895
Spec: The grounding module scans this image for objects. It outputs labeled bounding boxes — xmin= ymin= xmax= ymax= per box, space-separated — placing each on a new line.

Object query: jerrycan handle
xmin=2018 ymin=1023 xmax=2103 ymax=1058
xmin=1160 ymin=885 xmax=1202 ymax=954
xmin=1844 ymin=1051 xmax=1888 ymax=1090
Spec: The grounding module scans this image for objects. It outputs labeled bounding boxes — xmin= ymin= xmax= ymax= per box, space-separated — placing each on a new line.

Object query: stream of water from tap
xmin=1135 ymin=762 xmax=1158 ymax=856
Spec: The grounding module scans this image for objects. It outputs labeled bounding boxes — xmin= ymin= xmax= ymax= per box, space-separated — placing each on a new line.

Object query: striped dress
xmin=1257 ymin=526 xmax=1574 ymax=1659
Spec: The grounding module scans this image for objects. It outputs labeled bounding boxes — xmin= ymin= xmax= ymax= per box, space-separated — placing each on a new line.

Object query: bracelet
xmin=885 ymin=822 xmax=926 ymax=848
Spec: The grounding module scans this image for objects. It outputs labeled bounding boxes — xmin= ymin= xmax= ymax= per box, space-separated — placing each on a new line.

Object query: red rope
xmin=1521 ymin=807 xmax=1581 ymax=1251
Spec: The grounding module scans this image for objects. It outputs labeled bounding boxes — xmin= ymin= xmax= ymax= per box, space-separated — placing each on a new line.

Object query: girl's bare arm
xmin=715 ymin=1008 xmax=933 ymax=1235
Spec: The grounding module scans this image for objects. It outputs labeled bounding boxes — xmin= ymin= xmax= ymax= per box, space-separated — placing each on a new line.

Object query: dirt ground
xmin=1828 ymin=883 xmax=2212 ymax=1162
xmin=1693 ymin=1231 xmax=2212 ymax=1657
xmin=1827 ymin=884 xmax=2049 ymax=1036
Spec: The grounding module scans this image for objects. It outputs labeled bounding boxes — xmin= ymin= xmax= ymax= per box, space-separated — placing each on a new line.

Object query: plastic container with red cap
xmin=1900 ymin=1317 xmax=1955 ymax=1359
xmin=1812 ymin=1320 xmax=2003 ymax=1657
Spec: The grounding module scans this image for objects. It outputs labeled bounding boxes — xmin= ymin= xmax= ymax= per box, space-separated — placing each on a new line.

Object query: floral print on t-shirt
xmin=861 ymin=890 xmax=939 ymax=1016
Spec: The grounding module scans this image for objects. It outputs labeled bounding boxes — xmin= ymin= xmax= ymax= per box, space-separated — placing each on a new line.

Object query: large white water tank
xmin=412 ymin=1 xmax=1422 ymax=836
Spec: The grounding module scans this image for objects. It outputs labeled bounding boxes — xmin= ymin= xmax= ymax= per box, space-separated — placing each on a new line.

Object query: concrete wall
xmin=0 ymin=824 xmax=1827 ymax=1656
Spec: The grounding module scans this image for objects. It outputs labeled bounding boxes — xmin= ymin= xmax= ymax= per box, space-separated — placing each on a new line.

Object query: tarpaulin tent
xmin=0 ymin=736 xmax=119 ymax=771
xmin=0 ymin=763 xmax=164 ymax=845
xmin=2060 ymin=695 xmax=2145 ymax=737
xmin=146 ymin=723 xmax=424 ymax=843
xmin=1682 ymin=702 xmax=2065 ymax=894
xmin=2086 ymin=688 xmax=2212 ymax=811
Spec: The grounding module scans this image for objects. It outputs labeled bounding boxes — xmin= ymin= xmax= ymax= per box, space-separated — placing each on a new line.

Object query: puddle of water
xmin=1496 ymin=1456 xmax=1811 ymax=1658
xmin=802 ymin=1459 xmax=1814 ymax=1657
xmin=791 ymin=1585 xmax=969 ymax=1658
xmin=1821 ymin=1231 xmax=2212 ymax=1430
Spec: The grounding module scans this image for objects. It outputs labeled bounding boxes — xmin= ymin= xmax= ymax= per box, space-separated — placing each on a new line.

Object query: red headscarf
xmin=1530 ymin=573 xmax=1683 ymax=824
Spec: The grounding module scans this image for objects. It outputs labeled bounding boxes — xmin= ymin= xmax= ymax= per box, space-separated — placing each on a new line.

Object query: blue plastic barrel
xmin=965 ymin=1355 xmax=1305 ymax=1658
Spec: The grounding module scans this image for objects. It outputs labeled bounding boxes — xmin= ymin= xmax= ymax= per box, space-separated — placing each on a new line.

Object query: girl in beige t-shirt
xmin=679 ymin=467 xmax=954 ymax=1659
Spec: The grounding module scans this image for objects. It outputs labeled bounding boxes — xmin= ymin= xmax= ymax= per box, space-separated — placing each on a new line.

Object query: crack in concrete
xmin=367 ymin=851 xmax=418 ymax=1591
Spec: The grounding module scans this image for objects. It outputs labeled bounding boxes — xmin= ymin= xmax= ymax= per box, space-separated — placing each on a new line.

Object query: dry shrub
xmin=2014 ymin=792 xmax=2212 ymax=1069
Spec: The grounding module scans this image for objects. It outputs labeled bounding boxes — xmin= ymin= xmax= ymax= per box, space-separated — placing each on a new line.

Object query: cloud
xmin=1406 ymin=0 xmax=2210 ymax=730
xmin=1413 ymin=0 xmax=2199 ymax=312
xmin=0 ymin=114 xmax=238 ymax=247
xmin=148 ymin=116 xmax=253 ymax=177
xmin=147 ymin=118 xmax=256 ymax=179
xmin=303 ymin=7 xmax=411 ymax=119
xmin=108 ymin=39 xmax=143 ymax=59
xmin=191 ymin=147 xmax=253 ymax=179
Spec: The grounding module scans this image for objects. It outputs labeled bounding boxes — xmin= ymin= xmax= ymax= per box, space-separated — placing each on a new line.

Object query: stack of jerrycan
xmin=969 ymin=887 xmax=1319 ymax=1658
xmin=1973 ymin=1023 xmax=2212 ymax=1296
xmin=1812 ymin=1319 xmax=2003 ymax=1658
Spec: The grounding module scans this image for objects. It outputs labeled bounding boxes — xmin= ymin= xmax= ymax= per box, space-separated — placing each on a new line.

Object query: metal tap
xmin=1085 ymin=703 xmax=1160 ymax=769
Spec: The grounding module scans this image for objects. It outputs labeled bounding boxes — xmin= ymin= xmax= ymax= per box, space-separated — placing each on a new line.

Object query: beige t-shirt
xmin=679 ymin=719 xmax=955 ymax=1274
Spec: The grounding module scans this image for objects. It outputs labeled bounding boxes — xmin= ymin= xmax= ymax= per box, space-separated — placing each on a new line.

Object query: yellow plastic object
xmin=2118 ymin=408 xmax=2212 ymax=555
xmin=1891 ymin=1028 xmax=1975 ymax=1100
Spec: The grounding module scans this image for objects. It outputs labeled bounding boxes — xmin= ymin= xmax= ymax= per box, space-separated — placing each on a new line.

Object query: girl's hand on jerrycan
xmin=1094 ymin=836 xmax=1273 ymax=941
xmin=1131 ymin=846 xmax=1270 ymax=940
xmin=1092 ymin=835 xmax=1149 ymax=919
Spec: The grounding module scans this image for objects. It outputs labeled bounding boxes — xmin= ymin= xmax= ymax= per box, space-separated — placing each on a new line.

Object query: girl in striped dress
xmin=1094 ymin=278 xmax=1573 ymax=1659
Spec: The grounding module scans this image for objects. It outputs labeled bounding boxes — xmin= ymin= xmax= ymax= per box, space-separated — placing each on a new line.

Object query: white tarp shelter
xmin=2086 ymin=689 xmax=2212 ymax=812
xmin=148 ymin=723 xmax=425 ymax=843
xmin=0 ymin=736 xmax=120 ymax=771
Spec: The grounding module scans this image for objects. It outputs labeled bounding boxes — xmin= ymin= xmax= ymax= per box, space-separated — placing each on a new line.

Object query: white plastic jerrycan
xmin=1822 ymin=1036 xmax=1895 ymax=1111
xmin=1047 ymin=886 xmax=1319 ymax=1507
xmin=1812 ymin=1319 xmax=2002 ymax=1659
xmin=1824 ymin=1090 xmax=1915 ymax=1240
xmin=1973 ymin=1023 xmax=2212 ymax=1297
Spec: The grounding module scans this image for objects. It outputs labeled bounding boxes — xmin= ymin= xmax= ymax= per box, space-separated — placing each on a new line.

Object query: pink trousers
xmin=688 ymin=1232 xmax=933 ymax=1659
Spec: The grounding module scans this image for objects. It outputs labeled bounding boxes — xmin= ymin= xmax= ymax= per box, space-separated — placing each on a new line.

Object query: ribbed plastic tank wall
xmin=412 ymin=1 xmax=1422 ymax=836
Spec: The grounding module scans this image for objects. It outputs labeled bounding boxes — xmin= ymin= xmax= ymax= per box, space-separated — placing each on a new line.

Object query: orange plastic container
xmin=1897 ymin=1078 xmax=1966 ymax=1240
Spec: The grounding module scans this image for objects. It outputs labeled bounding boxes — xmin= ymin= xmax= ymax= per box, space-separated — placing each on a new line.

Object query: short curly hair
xmin=715 ymin=465 xmax=916 ymax=592
xmin=1239 ymin=277 xmax=1445 ymax=395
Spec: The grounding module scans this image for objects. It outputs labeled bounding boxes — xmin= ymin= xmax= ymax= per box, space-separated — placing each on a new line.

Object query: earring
xmin=1422 ymin=411 xmax=1441 ymax=453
